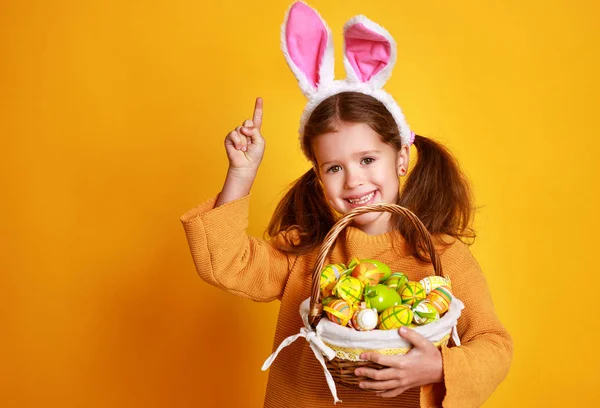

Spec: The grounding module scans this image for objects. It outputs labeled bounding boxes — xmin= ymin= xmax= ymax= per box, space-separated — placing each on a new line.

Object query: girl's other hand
xmin=224 ymin=97 xmax=265 ymax=175
xmin=354 ymin=326 xmax=444 ymax=398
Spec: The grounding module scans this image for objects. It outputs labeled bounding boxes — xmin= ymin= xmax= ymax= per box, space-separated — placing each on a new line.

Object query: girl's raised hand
xmin=354 ymin=326 xmax=444 ymax=398
xmin=224 ymin=97 xmax=265 ymax=174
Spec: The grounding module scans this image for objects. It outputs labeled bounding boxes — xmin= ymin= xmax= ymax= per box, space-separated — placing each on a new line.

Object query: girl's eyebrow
xmin=355 ymin=150 xmax=381 ymax=157
xmin=319 ymin=150 xmax=381 ymax=169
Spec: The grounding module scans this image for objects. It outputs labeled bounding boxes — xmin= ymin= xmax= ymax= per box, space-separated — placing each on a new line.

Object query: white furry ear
xmin=343 ymin=15 xmax=397 ymax=89
xmin=281 ymin=2 xmax=335 ymax=97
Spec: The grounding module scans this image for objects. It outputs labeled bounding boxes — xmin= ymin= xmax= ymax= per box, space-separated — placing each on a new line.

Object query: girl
xmin=181 ymin=2 xmax=512 ymax=407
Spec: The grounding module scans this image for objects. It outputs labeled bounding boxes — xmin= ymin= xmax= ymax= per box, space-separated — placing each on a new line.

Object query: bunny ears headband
xmin=281 ymin=2 xmax=414 ymax=148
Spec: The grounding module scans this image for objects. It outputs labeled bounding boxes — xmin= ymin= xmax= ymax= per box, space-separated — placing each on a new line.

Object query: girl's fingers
xmin=240 ymin=121 xmax=261 ymax=146
xmin=234 ymin=126 xmax=247 ymax=151
xmin=355 ymin=367 xmax=398 ymax=381
xmin=227 ymin=130 xmax=239 ymax=146
xmin=228 ymin=129 xmax=246 ymax=152
xmin=375 ymin=386 xmax=410 ymax=398
xmin=239 ymin=126 xmax=254 ymax=137
xmin=359 ymin=379 xmax=401 ymax=391
xmin=239 ymin=126 xmax=254 ymax=146
xmin=359 ymin=352 xmax=397 ymax=367
xmin=252 ymin=97 xmax=263 ymax=129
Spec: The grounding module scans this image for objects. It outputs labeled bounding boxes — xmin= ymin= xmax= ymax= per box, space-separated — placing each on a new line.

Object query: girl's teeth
xmin=348 ymin=192 xmax=375 ymax=204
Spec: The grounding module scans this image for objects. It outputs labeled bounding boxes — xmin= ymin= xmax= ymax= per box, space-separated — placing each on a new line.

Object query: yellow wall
xmin=2 ymin=0 xmax=599 ymax=406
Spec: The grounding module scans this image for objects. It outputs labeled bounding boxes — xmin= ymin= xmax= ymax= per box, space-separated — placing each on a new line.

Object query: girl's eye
xmin=361 ymin=157 xmax=375 ymax=165
xmin=327 ymin=165 xmax=342 ymax=173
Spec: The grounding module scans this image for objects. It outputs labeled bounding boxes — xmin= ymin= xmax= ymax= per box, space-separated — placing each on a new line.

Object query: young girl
xmin=181 ymin=2 xmax=512 ymax=407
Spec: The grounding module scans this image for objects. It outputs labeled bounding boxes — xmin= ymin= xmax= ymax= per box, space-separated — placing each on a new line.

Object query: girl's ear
xmin=342 ymin=15 xmax=397 ymax=89
xmin=397 ymin=144 xmax=410 ymax=176
xmin=281 ymin=2 xmax=335 ymax=97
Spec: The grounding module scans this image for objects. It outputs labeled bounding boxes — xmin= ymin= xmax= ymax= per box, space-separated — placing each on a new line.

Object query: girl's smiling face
xmin=312 ymin=122 xmax=409 ymax=235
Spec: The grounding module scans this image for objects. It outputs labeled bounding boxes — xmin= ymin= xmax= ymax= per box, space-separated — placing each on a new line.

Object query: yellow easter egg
xmin=320 ymin=263 xmax=345 ymax=297
xmin=333 ymin=276 xmax=364 ymax=305
xmin=378 ymin=305 xmax=413 ymax=330
xmin=419 ymin=275 xmax=452 ymax=295
xmin=399 ymin=281 xmax=426 ymax=306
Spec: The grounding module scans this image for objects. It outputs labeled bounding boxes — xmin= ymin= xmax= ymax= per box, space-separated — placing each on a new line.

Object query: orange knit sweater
xmin=180 ymin=195 xmax=512 ymax=408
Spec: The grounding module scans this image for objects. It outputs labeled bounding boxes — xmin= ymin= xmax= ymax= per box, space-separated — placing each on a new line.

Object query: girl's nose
xmin=344 ymin=169 xmax=364 ymax=189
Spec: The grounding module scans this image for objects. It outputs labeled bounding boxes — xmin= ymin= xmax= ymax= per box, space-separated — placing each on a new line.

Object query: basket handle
xmin=308 ymin=203 xmax=443 ymax=328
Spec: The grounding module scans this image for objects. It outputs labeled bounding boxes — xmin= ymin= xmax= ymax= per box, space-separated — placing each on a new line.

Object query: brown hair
xmin=266 ymin=92 xmax=475 ymax=261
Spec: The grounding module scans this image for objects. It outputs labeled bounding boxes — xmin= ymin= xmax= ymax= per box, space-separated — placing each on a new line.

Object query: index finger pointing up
xmin=253 ymin=97 xmax=263 ymax=129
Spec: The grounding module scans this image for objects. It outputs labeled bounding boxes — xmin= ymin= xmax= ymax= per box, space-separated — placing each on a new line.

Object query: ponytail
xmin=267 ymin=168 xmax=336 ymax=254
xmin=397 ymin=135 xmax=476 ymax=261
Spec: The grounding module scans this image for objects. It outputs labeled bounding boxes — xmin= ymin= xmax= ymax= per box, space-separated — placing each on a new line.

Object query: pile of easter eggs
xmin=320 ymin=258 xmax=453 ymax=331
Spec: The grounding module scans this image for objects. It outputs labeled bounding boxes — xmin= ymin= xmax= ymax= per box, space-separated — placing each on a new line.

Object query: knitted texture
xmin=180 ymin=194 xmax=513 ymax=408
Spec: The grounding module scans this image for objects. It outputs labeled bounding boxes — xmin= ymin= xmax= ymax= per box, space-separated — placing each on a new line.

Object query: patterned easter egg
xmin=399 ymin=281 xmax=427 ymax=306
xmin=351 ymin=262 xmax=382 ymax=286
xmin=351 ymin=306 xmax=379 ymax=331
xmin=323 ymin=299 xmax=353 ymax=326
xmin=320 ymin=263 xmax=345 ymax=297
xmin=427 ymin=286 xmax=453 ymax=315
xmin=412 ymin=300 xmax=440 ymax=325
xmin=419 ymin=275 xmax=452 ymax=295
xmin=333 ymin=276 xmax=364 ymax=305
xmin=386 ymin=272 xmax=408 ymax=291
xmin=360 ymin=259 xmax=392 ymax=282
xmin=378 ymin=305 xmax=414 ymax=330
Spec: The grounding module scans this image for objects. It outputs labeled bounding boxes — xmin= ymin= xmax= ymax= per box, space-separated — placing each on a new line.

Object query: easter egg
xmin=412 ymin=300 xmax=440 ymax=325
xmin=351 ymin=305 xmax=378 ymax=331
xmin=351 ymin=262 xmax=382 ymax=286
xmin=386 ymin=272 xmax=408 ymax=291
xmin=419 ymin=275 xmax=452 ymax=295
xmin=427 ymin=286 xmax=453 ymax=315
xmin=320 ymin=263 xmax=345 ymax=297
xmin=361 ymin=259 xmax=392 ymax=282
xmin=333 ymin=276 xmax=364 ymax=305
xmin=399 ymin=281 xmax=427 ymax=306
xmin=323 ymin=299 xmax=353 ymax=326
xmin=378 ymin=305 xmax=414 ymax=330
xmin=364 ymin=284 xmax=402 ymax=313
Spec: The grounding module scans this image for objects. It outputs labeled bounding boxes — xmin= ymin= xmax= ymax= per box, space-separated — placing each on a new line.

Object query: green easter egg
xmin=364 ymin=284 xmax=402 ymax=313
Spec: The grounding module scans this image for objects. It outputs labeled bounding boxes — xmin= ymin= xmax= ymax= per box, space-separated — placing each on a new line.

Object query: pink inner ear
xmin=345 ymin=23 xmax=391 ymax=82
xmin=285 ymin=2 xmax=327 ymax=88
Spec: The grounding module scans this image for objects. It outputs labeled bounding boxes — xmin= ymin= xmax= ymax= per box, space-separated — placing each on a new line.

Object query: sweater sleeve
xmin=422 ymin=244 xmax=513 ymax=408
xmin=179 ymin=194 xmax=292 ymax=302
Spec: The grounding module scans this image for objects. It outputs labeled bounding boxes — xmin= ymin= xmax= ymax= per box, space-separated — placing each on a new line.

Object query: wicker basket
xmin=307 ymin=202 xmax=446 ymax=389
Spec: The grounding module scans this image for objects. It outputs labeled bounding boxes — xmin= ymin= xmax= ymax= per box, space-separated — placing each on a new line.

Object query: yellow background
xmin=2 ymin=0 xmax=599 ymax=406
